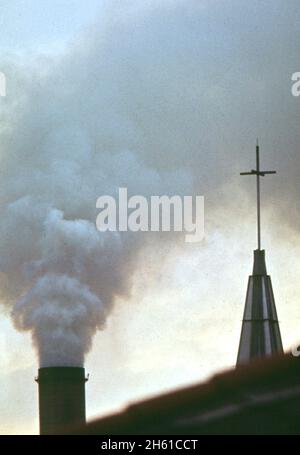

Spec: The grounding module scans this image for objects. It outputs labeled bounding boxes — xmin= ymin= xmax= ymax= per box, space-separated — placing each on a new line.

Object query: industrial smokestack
xmin=36 ymin=366 xmax=87 ymax=435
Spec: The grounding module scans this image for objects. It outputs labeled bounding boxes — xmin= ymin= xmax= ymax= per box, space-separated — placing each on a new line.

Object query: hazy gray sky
xmin=0 ymin=0 xmax=299 ymax=434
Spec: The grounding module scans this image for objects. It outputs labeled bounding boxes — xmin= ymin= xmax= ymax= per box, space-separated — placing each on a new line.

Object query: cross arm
xmin=240 ymin=171 xmax=256 ymax=175
xmin=240 ymin=170 xmax=277 ymax=176
xmin=260 ymin=170 xmax=276 ymax=175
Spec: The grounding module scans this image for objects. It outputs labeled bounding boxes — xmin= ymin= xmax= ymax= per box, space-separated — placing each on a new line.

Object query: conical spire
xmin=236 ymin=249 xmax=283 ymax=365
xmin=237 ymin=142 xmax=283 ymax=365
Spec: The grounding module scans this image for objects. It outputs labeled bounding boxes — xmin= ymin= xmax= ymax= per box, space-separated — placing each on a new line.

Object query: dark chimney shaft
xmin=36 ymin=366 xmax=87 ymax=435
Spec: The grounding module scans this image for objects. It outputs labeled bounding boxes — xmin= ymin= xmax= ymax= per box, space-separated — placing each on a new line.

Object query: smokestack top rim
xmin=36 ymin=366 xmax=86 ymax=383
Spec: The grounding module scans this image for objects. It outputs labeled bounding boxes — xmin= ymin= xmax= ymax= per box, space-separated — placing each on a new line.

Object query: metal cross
xmin=240 ymin=140 xmax=276 ymax=251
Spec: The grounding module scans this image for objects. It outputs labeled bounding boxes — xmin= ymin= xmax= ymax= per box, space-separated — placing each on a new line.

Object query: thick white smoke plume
xmin=0 ymin=147 xmax=190 ymax=366
xmin=0 ymin=1 xmax=198 ymax=367
xmin=13 ymin=274 xmax=106 ymax=367
xmin=0 ymin=0 xmax=300 ymax=367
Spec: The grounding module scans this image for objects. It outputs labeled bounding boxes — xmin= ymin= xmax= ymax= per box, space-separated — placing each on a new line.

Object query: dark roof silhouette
xmin=72 ymin=352 xmax=300 ymax=435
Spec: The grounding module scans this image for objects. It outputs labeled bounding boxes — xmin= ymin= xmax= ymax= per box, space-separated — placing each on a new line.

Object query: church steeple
xmin=236 ymin=142 xmax=283 ymax=365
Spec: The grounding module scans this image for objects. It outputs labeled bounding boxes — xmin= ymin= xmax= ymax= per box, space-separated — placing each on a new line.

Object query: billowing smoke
xmin=0 ymin=44 xmax=192 ymax=366
xmin=0 ymin=0 xmax=300 ymax=367
xmin=0 ymin=145 xmax=191 ymax=366
xmin=13 ymin=273 xmax=105 ymax=367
